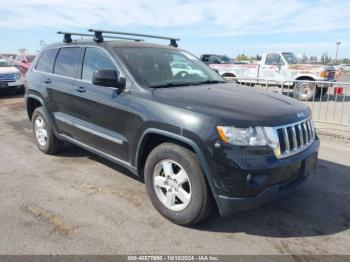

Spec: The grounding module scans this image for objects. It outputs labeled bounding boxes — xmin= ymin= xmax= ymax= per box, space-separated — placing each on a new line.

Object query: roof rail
xmin=57 ymin=31 xmax=144 ymax=43
xmin=88 ymin=29 xmax=180 ymax=47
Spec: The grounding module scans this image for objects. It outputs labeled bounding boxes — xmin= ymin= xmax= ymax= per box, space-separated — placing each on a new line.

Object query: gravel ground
xmin=0 ymin=95 xmax=349 ymax=255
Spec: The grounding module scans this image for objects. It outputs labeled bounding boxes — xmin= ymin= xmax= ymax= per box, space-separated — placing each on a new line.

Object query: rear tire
xmin=144 ymin=143 xmax=212 ymax=225
xmin=32 ymin=107 xmax=63 ymax=154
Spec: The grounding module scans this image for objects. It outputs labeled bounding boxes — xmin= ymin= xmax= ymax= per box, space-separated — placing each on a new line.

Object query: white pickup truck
xmin=206 ymin=52 xmax=336 ymax=100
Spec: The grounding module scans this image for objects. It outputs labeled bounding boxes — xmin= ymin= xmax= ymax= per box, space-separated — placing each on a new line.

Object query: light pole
xmin=335 ymin=42 xmax=341 ymax=63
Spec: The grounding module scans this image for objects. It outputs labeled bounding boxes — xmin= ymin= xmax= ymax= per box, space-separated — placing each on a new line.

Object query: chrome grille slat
xmin=282 ymin=128 xmax=290 ymax=152
xmin=275 ymin=118 xmax=315 ymax=159
xmin=303 ymin=122 xmax=309 ymax=143
xmin=297 ymin=124 xmax=304 ymax=146
xmin=307 ymin=120 xmax=312 ymax=141
xmin=291 ymin=126 xmax=297 ymax=150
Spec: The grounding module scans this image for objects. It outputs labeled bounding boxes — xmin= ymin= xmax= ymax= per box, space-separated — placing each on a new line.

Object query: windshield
xmin=0 ymin=61 xmax=10 ymax=67
xmin=282 ymin=52 xmax=299 ymax=64
xmin=114 ymin=47 xmax=225 ymax=88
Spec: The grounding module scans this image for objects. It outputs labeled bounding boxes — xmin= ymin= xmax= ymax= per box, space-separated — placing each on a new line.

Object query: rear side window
xmin=81 ymin=47 xmax=117 ymax=81
xmin=35 ymin=49 xmax=58 ymax=73
xmin=54 ymin=47 xmax=81 ymax=78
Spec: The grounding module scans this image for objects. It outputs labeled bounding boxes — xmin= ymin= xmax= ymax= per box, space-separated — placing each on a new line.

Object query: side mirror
xmin=92 ymin=69 xmax=126 ymax=92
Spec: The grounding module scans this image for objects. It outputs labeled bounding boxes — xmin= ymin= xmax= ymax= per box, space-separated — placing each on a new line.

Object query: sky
xmin=0 ymin=0 xmax=349 ymax=59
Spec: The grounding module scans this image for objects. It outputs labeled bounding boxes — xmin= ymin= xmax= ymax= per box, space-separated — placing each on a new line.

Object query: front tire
xmin=294 ymin=80 xmax=317 ymax=101
xmin=32 ymin=107 xmax=63 ymax=154
xmin=144 ymin=143 xmax=212 ymax=225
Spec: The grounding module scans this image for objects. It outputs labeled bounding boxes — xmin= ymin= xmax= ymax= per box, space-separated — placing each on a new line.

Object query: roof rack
xmin=57 ymin=31 xmax=144 ymax=43
xmin=88 ymin=29 xmax=180 ymax=47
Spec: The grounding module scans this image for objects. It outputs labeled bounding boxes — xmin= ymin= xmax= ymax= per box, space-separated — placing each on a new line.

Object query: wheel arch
xmin=222 ymin=72 xmax=236 ymax=78
xmin=294 ymin=75 xmax=315 ymax=82
xmin=26 ymin=94 xmax=44 ymax=120
xmin=135 ymin=128 xmax=218 ymax=196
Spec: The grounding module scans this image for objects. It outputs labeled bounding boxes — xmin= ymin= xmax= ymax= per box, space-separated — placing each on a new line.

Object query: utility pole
xmin=39 ymin=40 xmax=46 ymax=50
xmin=335 ymin=42 xmax=341 ymax=64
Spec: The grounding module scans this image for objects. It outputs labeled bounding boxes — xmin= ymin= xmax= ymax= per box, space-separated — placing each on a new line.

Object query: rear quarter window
xmin=35 ymin=49 xmax=58 ymax=73
xmin=54 ymin=47 xmax=81 ymax=78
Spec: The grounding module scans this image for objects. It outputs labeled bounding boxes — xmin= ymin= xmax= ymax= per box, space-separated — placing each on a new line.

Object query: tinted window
xmin=265 ymin=54 xmax=284 ymax=65
xmin=82 ymin=48 xmax=116 ymax=81
xmin=54 ymin=47 xmax=81 ymax=78
xmin=35 ymin=49 xmax=58 ymax=73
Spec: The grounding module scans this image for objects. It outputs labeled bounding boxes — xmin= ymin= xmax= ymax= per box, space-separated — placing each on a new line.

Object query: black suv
xmin=25 ymin=30 xmax=319 ymax=225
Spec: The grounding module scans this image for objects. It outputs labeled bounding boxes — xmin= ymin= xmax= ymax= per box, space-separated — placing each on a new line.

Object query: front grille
xmin=327 ymin=70 xmax=335 ymax=80
xmin=276 ymin=119 xmax=315 ymax=158
xmin=0 ymin=73 xmax=16 ymax=82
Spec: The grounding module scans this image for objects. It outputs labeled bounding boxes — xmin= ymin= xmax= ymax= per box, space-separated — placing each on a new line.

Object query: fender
xmin=135 ymin=128 xmax=218 ymax=196
xmin=26 ymin=92 xmax=60 ymax=136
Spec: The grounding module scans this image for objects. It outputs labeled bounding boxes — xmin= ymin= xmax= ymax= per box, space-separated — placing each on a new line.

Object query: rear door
xmin=71 ymin=47 xmax=131 ymax=162
xmin=46 ymin=47 xmax=83 ymax=138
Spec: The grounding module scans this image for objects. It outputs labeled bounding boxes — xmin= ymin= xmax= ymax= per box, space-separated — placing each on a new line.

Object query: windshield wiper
xmin=194 ymin=80 xmax=227 ymax=85
xmin=150 ymin=82 xmax=192 ymax=88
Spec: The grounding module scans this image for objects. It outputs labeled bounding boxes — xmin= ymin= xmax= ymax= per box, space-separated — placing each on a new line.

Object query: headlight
xmin=15 ymin=73 xmax=22 ymax=80
xmin=319 ymin=71 xmax=329 ymax=77
xmin=216 ymin=126 xmax=268 ymax=146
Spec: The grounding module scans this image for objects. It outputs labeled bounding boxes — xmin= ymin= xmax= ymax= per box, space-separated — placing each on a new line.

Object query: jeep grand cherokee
xmin=25 ymin=30 xmax=319 ymax=225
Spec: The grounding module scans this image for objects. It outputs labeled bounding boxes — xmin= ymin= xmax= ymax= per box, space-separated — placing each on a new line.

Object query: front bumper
xmin=215 ymin=159 xmax=315 ymax=217
xmin=0 ymin=80 xmax=24 ymax=93
xmin=211 ymin=138 xmax=319 ymax=217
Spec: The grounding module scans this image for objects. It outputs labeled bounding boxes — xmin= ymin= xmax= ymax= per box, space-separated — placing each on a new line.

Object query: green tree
xmin=236 ymin=54 xmax=249 ymax=61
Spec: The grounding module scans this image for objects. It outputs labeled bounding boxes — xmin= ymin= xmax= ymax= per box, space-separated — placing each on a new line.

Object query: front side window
xmin=54 ymin=47 xmax=81 ymax=78
xmin=114 ymin=47 xmax=224 ymax=88
xmin=265 ymin=54 xmax=284 ymax=65
xmin=81 ymin=48 xmax=117 ymax=81
xmin=35 ymin=49 xmax=58 ymax=73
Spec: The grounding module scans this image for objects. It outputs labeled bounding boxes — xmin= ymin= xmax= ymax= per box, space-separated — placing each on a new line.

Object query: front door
xmin=72 ymin=47 xmax=132 ymax=162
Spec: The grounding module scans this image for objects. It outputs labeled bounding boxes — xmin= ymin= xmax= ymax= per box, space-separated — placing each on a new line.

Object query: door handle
xmin=74 ymin=86 xmax=86 ymax=93
xmin=43 ymin=79 xmax=52 ymax=84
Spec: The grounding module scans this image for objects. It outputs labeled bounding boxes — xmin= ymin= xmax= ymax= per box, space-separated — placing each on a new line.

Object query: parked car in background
xmin=25 ymin=30 xmax=319 ymax=225
xmin=0 ymin=59 xmax=24 ymax=94
xmin=207 ymin=52 xmax=336 ymax=101
xmin=14 ymin=54 xmax=36 ymax=75
xmin=200 ymin=54 xmax=235 ymax=65
xmin=170 ymin=62 xmax=206 ymax=77
xmin=341 ymin=64 xmax=350 ymax=72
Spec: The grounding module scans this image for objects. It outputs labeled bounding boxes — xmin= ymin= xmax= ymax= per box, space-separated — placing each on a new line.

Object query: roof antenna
xmin=57 ymin=31 xmax=72 ymax=43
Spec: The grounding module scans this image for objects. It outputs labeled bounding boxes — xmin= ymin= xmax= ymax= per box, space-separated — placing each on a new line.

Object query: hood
xmin=0 ymin=66 xmax=20 ymax=74
xmin=152 ymin=83 xmax=311 ymax=126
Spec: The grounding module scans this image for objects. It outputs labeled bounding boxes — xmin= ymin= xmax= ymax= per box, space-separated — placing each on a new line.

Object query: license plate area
xmin=0 ymin=82 xmax=8 ymax=88
xmin=301 ymin=153 xmax=317 ymax=176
